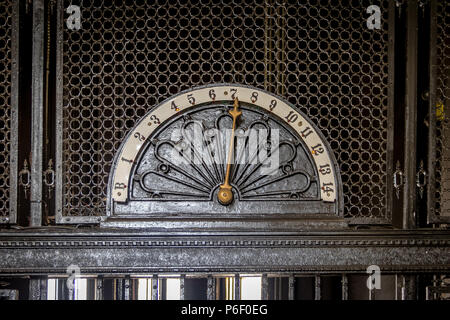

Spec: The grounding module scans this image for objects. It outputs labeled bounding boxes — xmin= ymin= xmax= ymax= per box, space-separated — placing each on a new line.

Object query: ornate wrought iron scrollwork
xmin=418 ymin=0 xmax=429 ymax=17
xmin=416 ymin=160 xmax=427 ymax=199
xmin=18 ymin=159 xmax=31 ymax=199
xmin=43 ymin=159 xmax=55 ymax=199
xmin=393 ymin=160 xmax=404 ymax=200
xmin=395 ymin=0 xmax=405 ymax=17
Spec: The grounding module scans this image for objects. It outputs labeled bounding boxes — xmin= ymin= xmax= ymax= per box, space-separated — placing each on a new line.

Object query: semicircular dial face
xmin=109 ymin=84 xmax=342 ymax=216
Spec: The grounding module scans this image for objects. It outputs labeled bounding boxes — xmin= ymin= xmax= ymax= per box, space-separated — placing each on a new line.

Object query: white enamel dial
xmin=111 ymin=84 xmax=338 ymax=203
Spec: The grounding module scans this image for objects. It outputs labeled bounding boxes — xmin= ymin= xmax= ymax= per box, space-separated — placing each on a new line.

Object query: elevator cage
xmin=0 ymin=0 xmax=449 ymax=300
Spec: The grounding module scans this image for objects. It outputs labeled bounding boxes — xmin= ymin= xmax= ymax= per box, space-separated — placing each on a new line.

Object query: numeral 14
xmin=321 ymin=182 xmax=334 ymax=196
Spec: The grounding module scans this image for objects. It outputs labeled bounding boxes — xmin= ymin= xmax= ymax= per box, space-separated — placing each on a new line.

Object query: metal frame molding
xmin=53 ymin=0 xmax=396 ymax=226
xmin=9 ymin=0 xmax=19 ymax=224
xmin=30 ymin=0 xmax=45 ymax=227
xmin=55 ymin=0 xmax=65 ymax=224
xmin=403 ymin=0 xmax=418 ymax=229
xmin=55 ymin=0 xmax=105 ymax=224
xmin=0 ymin=0 xmax=20 ymax=225
xmin=1 ymin=2 xmax=450 ymax=298
xmin=0 ymin=229 xmax=449 ymax=275
xmin=428 ymin=0 xmax=450 ymax=224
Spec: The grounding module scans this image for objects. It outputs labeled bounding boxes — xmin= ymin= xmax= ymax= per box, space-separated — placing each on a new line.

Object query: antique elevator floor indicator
xmin=108 ymin=84 xmax=342 ymax=218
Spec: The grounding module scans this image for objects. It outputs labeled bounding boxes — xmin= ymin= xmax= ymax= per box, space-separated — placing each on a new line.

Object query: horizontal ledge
xmin=113 ymin=200 xmax=337 ymax=216
xmin=1 ymin=265 xmax=450 ymax=276
xmin=1 ymin=228 xmax=450 ymax=237
xmin=0 ymin=230 xmax=449 ymax=248
xmin=0 ymin=246 xmax=449 ymax=274
xmin=100 ymin=216 xmax=348 ymax=230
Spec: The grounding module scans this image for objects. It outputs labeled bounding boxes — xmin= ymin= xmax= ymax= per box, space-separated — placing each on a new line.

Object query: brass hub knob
xmin=218 ymin=187 xmax=233 ymax=205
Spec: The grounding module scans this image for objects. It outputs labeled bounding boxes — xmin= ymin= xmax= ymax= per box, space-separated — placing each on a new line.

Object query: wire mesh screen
xmin=60 ymin=0 xmax=390 ymax=220
xmin=0 ymin=0 xmax=12 ymax=218
xmin=434 ymin=0 xmax=450 ymax=218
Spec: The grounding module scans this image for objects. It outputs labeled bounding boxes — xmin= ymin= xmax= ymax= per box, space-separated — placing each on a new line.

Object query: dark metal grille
xmin=0 ymin=0 xmax=12 ymax=218
xmin=60 ymin=0 xmax=390 ymax=220
xmin=434 ymin=0 xmax=450 ymax=219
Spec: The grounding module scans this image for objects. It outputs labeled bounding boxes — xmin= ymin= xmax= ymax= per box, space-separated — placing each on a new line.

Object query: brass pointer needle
xmin=218 ymin=97 xmax=242 ymax=205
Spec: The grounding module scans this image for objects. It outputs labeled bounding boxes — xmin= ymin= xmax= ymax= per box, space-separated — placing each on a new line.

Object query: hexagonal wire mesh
xmin=0 ymin=0 xmax=12 ymax=218
xmin=434 ymin=0 xmax=450 ymax=218
xmin=58 ymin=0 xmax=390 ymax=221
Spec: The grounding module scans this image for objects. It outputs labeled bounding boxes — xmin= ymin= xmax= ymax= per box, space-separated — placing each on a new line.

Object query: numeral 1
xmin=121 ymin=157 xmax=133 ymax=164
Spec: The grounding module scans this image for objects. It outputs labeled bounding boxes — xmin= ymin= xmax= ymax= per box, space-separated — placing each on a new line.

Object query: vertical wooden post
xmin=29 ymin=276 xmax=47 ymax=300
xmin=261 ymin=274 xmax=269 ymax=300
xmin=207 ymin=275 xmax=215 ymax=300
xmin=180 ymin=275 xmax=185 ymax=300
xmin=314 ymin=275 xmax=321 ymax=300
xmin=151 ymin=275 xmax=158 ymax=300
xmin=403 ymin=0 xmax=419 ymax=229
xmin=96 ymin=276 xmax=103 ymax=300
xmin=402 ymin=275 xmax=417 ymax=300
xmin=115 ymin=278 xmax=123 ymax=300
xmin=341 ymin=274 xmax=348 ymax=300
xmin=30 ymin=0 xmax=45 ymax=226
xmin=288 ymin=275 xmax=295 ymax=300
xmin=234 ymin=274 xmax=240 ymax=300
xmin=124 ymin=276 xmax=131 ymax=300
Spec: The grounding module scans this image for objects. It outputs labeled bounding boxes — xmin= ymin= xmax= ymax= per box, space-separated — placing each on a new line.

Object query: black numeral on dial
xmin=319 ymin=164 xmax=331 ymax=175
xmin=121 ymin=157 xmax=133 ymax=164
xmin=285 ymin=111 xmax=298 ymax=123
xmin=171 ymin=101 xmax=180 ymax=111
xmin=311 ymin=144 xmax=324 ymax=156
xmin=251 ymin=91 xmax=258 ymax=103
xmin=147 ymin=115 xmax=160 ymax=125
xmin=187 ymin=94 xmax=195 ymax=105
xmin=209 ymin=89 xmax=216 ymax=100
xmin=301 ymin=127 xmax=313 ymax=138
xmin=321 ymin=182 xmax=334 ymax=196
xmin=230 ymin=88 xmax=238 ymax=99
xmin=269 ymin=99 xmax=277 ymax=111
xmin=134 ymin=132 xmax=145 ymax=142
xmin=114 ymin=182 xmax=127 ymax=190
